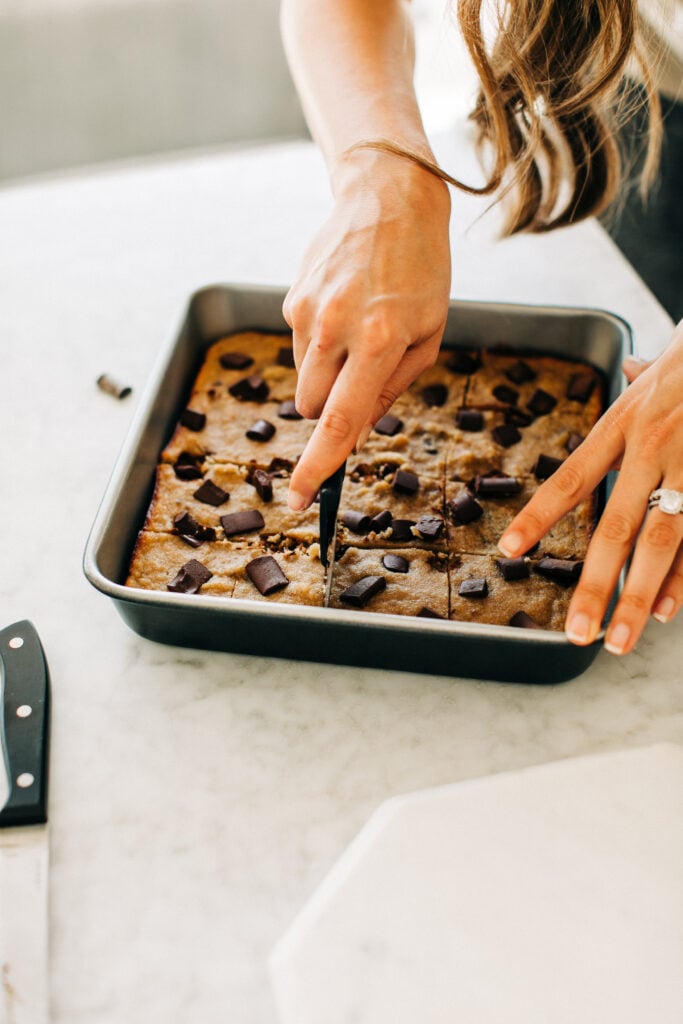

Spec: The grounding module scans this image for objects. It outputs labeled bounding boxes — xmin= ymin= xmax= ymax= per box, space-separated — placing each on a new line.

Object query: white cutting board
xmin=270 ymin=744 xmax=683 ymax=1024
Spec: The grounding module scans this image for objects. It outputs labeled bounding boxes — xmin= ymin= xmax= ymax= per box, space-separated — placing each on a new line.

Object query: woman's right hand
xmin=283 ymin=146 xmax=452 ymax=511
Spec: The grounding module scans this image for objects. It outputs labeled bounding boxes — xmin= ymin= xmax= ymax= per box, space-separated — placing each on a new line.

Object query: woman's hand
xmin=283 ymin=147 xmax=452 ymax=511
xmin=498 ymin=321 xmax=683 ymax=654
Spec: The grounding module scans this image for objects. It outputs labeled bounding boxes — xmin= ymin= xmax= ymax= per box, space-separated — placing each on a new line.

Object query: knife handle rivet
xmin=16 ymin=772 xmax=35 ymax=789
xmin=16 ymin=704 xmax=33 ymax=719
xmin=8 ymin=636 xmax=24 ymax=649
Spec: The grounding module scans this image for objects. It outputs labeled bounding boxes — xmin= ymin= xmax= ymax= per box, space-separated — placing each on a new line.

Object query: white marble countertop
xmin=0 ymin=135 xmax=680 ymax=1024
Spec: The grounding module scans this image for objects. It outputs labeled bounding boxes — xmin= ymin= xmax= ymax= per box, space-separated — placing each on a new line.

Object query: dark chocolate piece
xmin=173 ymin=511 xmax=216 ymax=545
xmin=96 ymin=373 xmax=132 ymax=400
xmin=173 ymin=452 xmax=203 ymax=480
xmin=390 ymin=519 xmax=416 ymax=542
xmin=277 ymin=399 xmax=303 ymax=420
xmin=193 ymin=479 xmax=229 ymax=506
xmin=492 ymin=384 xmax=519 ymax=406
xmin=268 ymin=457 xmax=295 ymax=476
xmin=527 ymin=388 xmax=557 ymax=416
xmin=472 ymin=474 xmax=522 ymax=497
xmin=458 ymin=577 xmax=489 ymax=598
xmin=220 ymin=509 xmax=265 ymax=537
xmin=448 ymin=492 xmax=484 ymax=524
xmin=505 ymin=359 xmax=536 ymax=384
xmin=276 ymin=346 xmax=296 ymax=368
xmin=567 ymin=373 xmax=596 ymax=403
xmin=180 ymin=408 xmax=206 ymax=432
xmin=421 ymin=383 xmax=448 ymax=407
xmin=382 ymin=554 xmax=410 ymax=573
xmin=456 ymin=409 xmax=484 ymax=432
xmin=339 ymin=575 xmax=387 ymax=607
xmin=246 ymin=554 xmax=289 ymax=595
xmin=415 ymin=515 xmax=444 ymax=540
xmin=342 ymin=510 xmax=372 ymax=534
xmin=392 ymin=469 xmax=419 ymax=496
xmin=246 ymin=419 xmax=276 ymax=442
xmin=374 ymin=413 xmax=403 ymax=436
xmin=532 ymin=453 xmax=564 ymax=480
xmin=417 ymin=606 xmax=444 ymax=619
xmin=504 ymin=407 xmax=534 ymax=428
xmin=447 ymin=350 xmax=480 ymax=374
xmin=491 ymin=423 xmax=522 ymax=448
xmin=369 ymin=509 xmax=393 ymax=533
xmin=228 ymin=374 xmax=270 ymax=402
xmin=219 ymin=351 xmax=253 ymax=370
xmin=496 ymin=557 xmax=530 ymax=581
xmin=248 ymin=468 xmax=274 ymax=502
xmin=167 ymin=559 xmax=212 ymax=594
xmin=534 ymin=556 xmax=583 ymax=586
xmin=509 ymin=610 xmax=541 ymax=629
xmin=566 ymin=432 xmax=584 ymax=454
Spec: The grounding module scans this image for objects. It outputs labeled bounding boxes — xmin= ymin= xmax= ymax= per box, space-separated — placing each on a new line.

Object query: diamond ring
xmin=648 ymin=488 xmax=683 ymax=515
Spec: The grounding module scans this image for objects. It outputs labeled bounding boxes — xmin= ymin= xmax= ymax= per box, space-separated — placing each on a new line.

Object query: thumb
xmin=622 ymin=355 xmax=653 ymax=384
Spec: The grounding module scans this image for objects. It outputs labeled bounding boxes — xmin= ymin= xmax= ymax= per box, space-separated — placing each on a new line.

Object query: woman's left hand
xmin=498 ymin=320 xmax=683 ymax=655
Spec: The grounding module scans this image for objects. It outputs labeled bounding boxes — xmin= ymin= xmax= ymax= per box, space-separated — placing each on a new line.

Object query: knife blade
xmin=0 ymin=621 xmax=51 ymax=1024
xmin=318 ymin=462 xmax=346 ymax=572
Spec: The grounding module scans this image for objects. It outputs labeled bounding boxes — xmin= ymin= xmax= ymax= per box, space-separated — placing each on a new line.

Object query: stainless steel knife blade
xmin=0 ymin=621 xmax=50 ymax=1024
xmin=319 ymin=462 xmax=346 ymax=607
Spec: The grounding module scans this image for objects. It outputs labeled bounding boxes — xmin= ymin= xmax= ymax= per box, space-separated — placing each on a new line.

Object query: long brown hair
xmin=456 ymin=0 xmax=663 ymax=234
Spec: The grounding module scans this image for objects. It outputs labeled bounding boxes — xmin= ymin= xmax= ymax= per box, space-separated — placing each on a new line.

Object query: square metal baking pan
xmin=83 ymin=284 xmax=631 ymax=684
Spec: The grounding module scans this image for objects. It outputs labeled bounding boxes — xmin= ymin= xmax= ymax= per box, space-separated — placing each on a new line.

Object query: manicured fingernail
xmin=498 ymin=531 xmax=523 ymax=557
xmin=653 ymin=596 xmax=675 ymax=623
xmin=566 ymin=612 xmax=592 ymax=644
xmin=604 ymin=622 xmax=631 ymax=655
xmin=287 ymin=490 xmax=310 ymax=512
xmin=354 ymin=423 xmax=372 ymax=454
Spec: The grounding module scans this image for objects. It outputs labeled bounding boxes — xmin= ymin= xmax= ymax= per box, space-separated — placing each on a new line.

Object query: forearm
xmin=280 ymin=0 xmax=434 ymax=178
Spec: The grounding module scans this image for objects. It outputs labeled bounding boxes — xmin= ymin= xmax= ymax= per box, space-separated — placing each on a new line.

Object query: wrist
xmin=331 ymin=142 xmax=452 ymax=213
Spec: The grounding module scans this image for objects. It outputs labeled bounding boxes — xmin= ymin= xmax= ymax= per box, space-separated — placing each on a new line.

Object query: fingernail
xmin=566 ymin=612 xmax=592 ymax=644
xmin=354 ymin=423 xmax=372 ymax=454
xmin=497 ymin=531 xmax=524 ymax=557
xmin=287 ymin=489 xmax=310 ymax=512
xmin=604 ymin=622 xmax=631 ymax=655
xmin=653 ymin=596 xmax=675 ymax=623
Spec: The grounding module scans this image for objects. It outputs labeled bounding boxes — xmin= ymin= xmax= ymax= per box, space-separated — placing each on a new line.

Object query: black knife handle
xmin=0 ymin=620 xmax=50 ymax=828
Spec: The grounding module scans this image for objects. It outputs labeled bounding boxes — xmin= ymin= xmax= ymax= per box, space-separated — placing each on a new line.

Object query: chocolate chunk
xmin=268 ymin=457 xmax=295 ymax=476
xmin=532 ymin=453 xmax=564 ymax=480
xmin=382 ymin=554 xmax=410 ymax=573
xmin=496 ymin=557 xmax=530 ymax=581
xmin=504 ymin=407 xmax=534 ymax=428
xmin=416 ymin=515 xmax=444 ymax=540
xmin=447 ymin=350 xmax=480 ymax=374
xmin=534 ymin=556 xmax=583 ymax=586
xmin=277 ymin=399 xmax=303 ymax=420
xmin=421 ymin=383 xmax=448 ymax=407
xmin=220 ymin=509 xmax=265 ymax=537
xmin=509 ymin=610 xmax=541 ymax=629
xmin=374 ymin=413 xmax=403 ymax=436
xmin=246 ymin=554 xmax=289 ymax=595
xmin=417 ymin=606 xmax=444 ymax=619
xmin=339 ymin=575 xmax=387 ymax=607
xmin=173 ymin=511 xmax=216 ymax=546
xmin=219 ymin=351 xmax=253 ymax=370
xmin=247 ymin=468 xmax=274 ymax=502
xmin=473 ymin=474 xmax=521 ymax=497
xmin=246 ymin=419 xmax=276 ymax=442
xmin=228 ymin=374 xmax=269 ymax=402
xmin=392 ymin=469 xmax=419 ymax=496
xmin=193 ymin=479 xmax=229 ymax=506
xmin=448 ymin=492 xmax=484 ymax=524
xmin=505 ymin=359 xmax=536 ymax=384
xmin=492 ymin=384 xmax=519 ymax=406
xmin=167 ymin=559 xmax=212 ymax=594
xmin=180 ymin=408 xmax=206 ymax=432
xmin=456 ymin=409 xmax=484 ymax=432
xmin=342 ymin=510 xmax=372 ymax=534
xmin=566 ymin=432 xmax=584 ymax=453
xmin=173 ymin=452 xmax=203 ymax=480
xmin=390 ymin=519 xmax=416 ymax=542
xmin=458 ymin=577 xmax=489 ymax=598
xmin=96 ymin=373 xmax=132 ymax=400
xmin=527 ymin=388 xmax=557 ymax=416
xmin=276 ymin=346 xmax=296 ymax=368
xmin=369 ymin=509 xmax=393 ymax=533
xmin=567 ymin=373 xmax=596 ymax=403
xmin=491 ymin=423 xmax=522 ymax=448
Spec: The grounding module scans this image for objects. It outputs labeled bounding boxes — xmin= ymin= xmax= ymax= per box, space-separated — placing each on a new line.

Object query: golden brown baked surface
xmin=125 ymin=331 xmax=604 ymax=629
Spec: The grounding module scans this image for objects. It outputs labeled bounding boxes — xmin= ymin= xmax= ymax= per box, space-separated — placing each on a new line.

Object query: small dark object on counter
xmin=180 ymin=408 xmax=206 ymax=432
xmin=374 ymin=413 xmax=403 ymax=436
xmin=340 ymin=575 xmax=387 ymax=607
xmin=492 ymin=384 xmax=519 ymax=405
xmin=456 ymin=409 xmax=484 ymax=432
xmin=509 ymin=610 xmax=541 ymax=629
xmin=491 ymin=423 xmax=522 ymax=448
xmin=342 ymin=510 xmax=372 ymax=534
xmin=472 ymin=474 xmax=522 ymax=497
xmin=505 ymin=359 xmax=536 ymax=384
xmin=193 ymin=479 xmax=229 ymax=506
xmin=173 ymin=451 xmax=204 ymax=480
xmin=229 ymin=374 xmax=269 ymax=402
xmin=246 ymin=419 xmax=276 ymax=442
xmin=382 ymin=553 xmax=410 ymax=573
xmin=390 ymin=519 xmax=416 ymax=542
xmin=527 ymin=388 xmax=557 ymax=416
xmin=219 ymin=351 xmax=253 ymax=370
xmin=247 ymin=468 xmax=274 ymax=502
xmin=220 ymin=509 xmax=265 ymax=537
xmin=96 ymin=373 xmax=132 ymax=400
xmin=496 ymin=557 xmax=530 ymax=581
xmin=567 ymin=373 xmax=596 ymax=403
xmin=276 ymin=346 xmax=296 ymax=368
xmin=246 ymin=554 xmax=289 ymax=595
xmin=421 ymin=383 xmax=448 ymax=407
xmin=369 ymin=509 xmax=393 ymax=533
xmin=277 ymin=400 xmax=302 ymax=420
xmin=416 ymin=515 xmax=444 ymax=540
xmin=167 ymin=559 xmax=212 ymax=594
xmin=566 ymin=432 xmax=585 ymax=453
xmin=534 ymin=556 xmax=583 ymax=585
xmin=448 ymin=492 xmax=484 ymax=524
xmin=392 ymin=469 xmax=419 ymax=496
xmin=458 ymin=577 xmax=489 ymax=598
xmin=533 ymin=453 xmax=564 ymax=480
